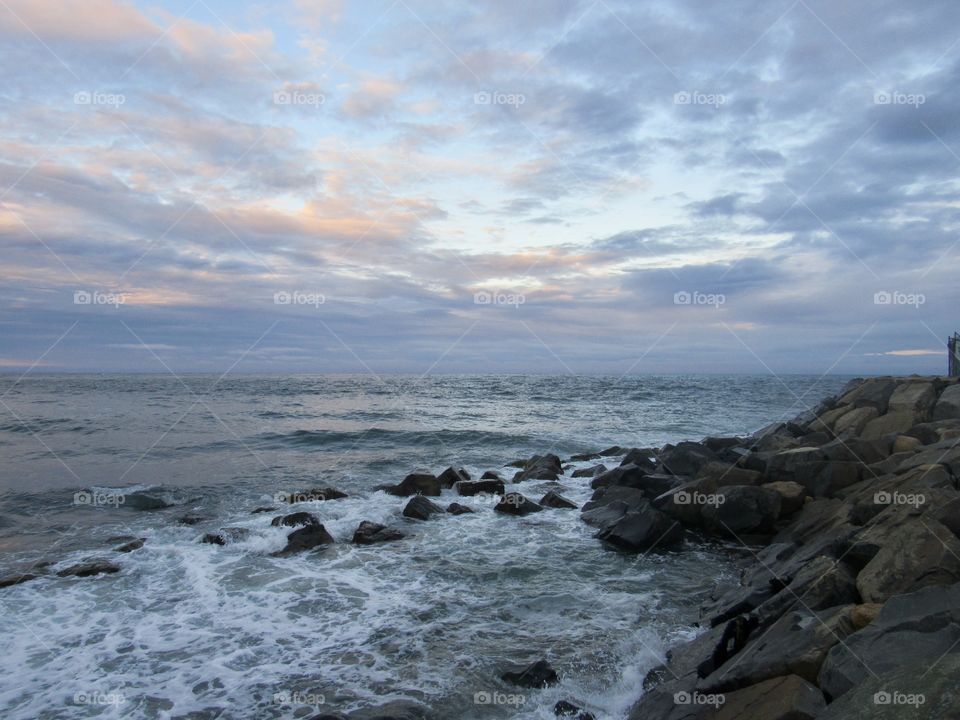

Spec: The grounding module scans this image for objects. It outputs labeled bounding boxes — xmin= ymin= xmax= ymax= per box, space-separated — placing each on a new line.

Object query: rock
xmin=590 ymin=464 xmax=649 ymax=490
xmin=554 ymin=700 xmax=595 ymax=719
xmin=251 ymin=506 xmax=276 ymax=514
xmin=599 ymin=445 xmax=625 ymax=456
xmin=0 ymin=573 xmax=37 ymax=588
xmin=850 ymin=603 xmax=882 ymax=630
xmin=704 ymin=436 xmax=744 ymax=452
xmin=713 ymin=674 xmax=825 ymax=720
xmin=659 ymin=442 xmax=718 ymax=476
xmin=284 ymin=487 xmax=348 ymax=503
xmin=572 ymin=464 xmax=607 ymax=478
xmin=56 ymin=560 xmax=121 ymax=578
xmin=446 ymin=503 xmax=474 ymax=515
xmin=480 ymin=470 xmax=502 ymax=480
xmin=385 ymin=473 xmax=441 ymax=497
xmin=933 ymin=383 xmax=960 ymax=421
xmin=838 ymin=378 xmax=897 ymax=414
xmin=347 ymin=700 xmax=430 ymax=720
xmin=833 ymin=406 xmax=880 ymax=436
xmin=891 ymin=434 xmax=922 ymax=453
xmin=699 ymin=605 xmax=857 ymax=693
xmin=351 ymin=521 xmax=405 ymax=545
xmin=495 ymin=493 xmax=543 ymax=516
xmin=273 ymin=523 xmax=335 ymax=556
xmin=818 ymin=583 xmax=960 ymax=701
xmin=893 ymin=439 xmax=960 ymax=475
xmin=762 ymin=481 xmax=807 ymax=516
xmin=861 ymin=411 xmax=917 ymax=440
xmin=808 ymin=405 xmax=854 ymax=433
xmin=696 ymin=461 xmax=763 ymax=487
xmin=456 ymin=479 xmax=504 ymax=496
xmin=856 ymin=516 xmax=960 ymax=602
xmin=581 ymin=486 xmax=648 ymax=529
xmin=540 ymin=491 xmax=578 ymax=509
xmin=701 ymin=485 xmax=781 ymax=536
xmin=402 ymin=496 xmax=445 ymax=520
xmin=501 ymin=659 xmax=558 ymax=688
xmin=819 ymin=653 xmax=960 ymax=719
xmin=271 ymin=512 xmax=319 ymax=528
xmin=514 ymin=454 xmax=563 ymax=481
xmin=437 ymin=466 xmax=470 ymax=488
xmin=114 ymin=538 xmax=145 ymax=552
xmin=887 ymin=381 xmax=937 ymax=421
xmin=596 ymin=502 xmax=681 ymax=552
xmin=620 ymin=448 xmax=657 ymax=470
xmin=201 ymin=527 xmax=251 ymax=545
xmin=177 ymin=514 xmax=206 ymax=525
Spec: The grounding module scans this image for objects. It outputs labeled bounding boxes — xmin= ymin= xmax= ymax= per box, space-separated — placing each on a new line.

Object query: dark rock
xmin=599 ymin=445 xmax=625 ymax=456
xmin=701 ymin=485 xmax=782 ymax=536
xmin=271 ymin=512 xmax=319 ymax=528
xmin=437 ymin=466 xmax=470 ymax=488
xmin=284 ymin=487 xmax=348 ymax=503
xmin=659 ymin=441 xmax=719 ymax=476
xmin=273 ymin=523 xmax=335 ymax=556
xmin=402 ymin=496 xmax=445 ymax=520
xmin=581 ymin=486 xmax=648 ymax=529
xmin=56 ymin=560 xmax=121 ymax=578
xmin=384 ymin=473 xmax=441 ymax=497
xmin=696 ymin=461 xmax=763 ymax=487
xmin=0 ymin=573 xmax=37 ymax=588
xmin=456 ymin=479 xmax=505 ymax=496
xmin=347 ymin=700 xmax=431 ymax=719
xmin=570 ymin=452 xmax=601 ymax=461
xmin=201 ymin=527 xmax=251 ymax=545
xmin=446 ymin=503 xmax=474 ymax=515
xmin=713 ymin=674 xmax=825 ymax=720
xmin=480 ymin=470 xmax=502 ymax=480
xmin=114 ymin=538 xmax=145 ymax=553
xmin=513 ymin=453 xmax=563 ymax=481
xmin=352 ymin=521 xmax=405 ymax=545
xmin=572 ymin=464 xmax=607 ymax=478
xmin=539 ymin=491 xmax=578 ymax=509
xmin=596 ymin=502 xmax=681 ymax=552
xmin=762 ymin=481 xmax=807 ymax=516
xmin=495 ymin=493 xmax=543 ymax=516
xmin=590 ymin=463 xmax=649 ymax=490
xmin=177 ymin=514 xmax=206 ymax=525
xmin=501 ymin=659 xmax=558 ymax=688
xmin=619 ymin=448 xmax=657 ymax=471
xmin=251 ymin=506 xmax=276 ymax=514
xmin=704 ymin=436 xmax=744 ymax=452
xmin=838 ymin=378 xmax=897 ymax=414
xmin=554 ymin=700 xmax=595 ymax=719
xmin=933 ymin=384 xmax=960 ymax=421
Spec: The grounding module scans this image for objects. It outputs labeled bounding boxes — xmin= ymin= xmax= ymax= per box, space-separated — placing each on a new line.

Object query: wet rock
xmin=599 ymin=445 xmax=625 ymax=456
xmin=56 ymin=560 xmax=121 ymax=578
xmin=513 ymin=454 xmax=563 ymax=481
xmin=581 ymin=486 xmax=648 ymax=528
xmin=572 ymin=464 xmax=607 ymax=478
xmin=480 ymin=470 xmax=502 ymax=480
xmin=437 ymin=466 xmax=470 ymax=488
xmin=201 ymin=527 xmax=252 ymax=545
xmin=456 ymin=479 xmax=505 ymax=496
xmin=554 ymin=700 xmax=595 ymax=719
xmin=284 ymin=487 xmax=348 ymax=503
xmin=114 ymin=538 xmax=145 ymax=552
xmin=713 ymin=674 xmax=825 ymax=720
xmin=352 ymin=521 xmax=405 ymax=545
xmin=570 ymin=452 xmax=601 ymax=461
xmin=701 ymin=485 xmax=781 ymax=536
xmin=495 ymin=492 xmax=544 ymax=516
xmin=273 ymin=523 xmax=335 ymax=556
xmin=271 ymin=511 xmax=320 ymax=528
xmin=704 ymin=436 xmax=744 ymax=453
xmin=251 ymin=506 xmax=276 ymax=514
xmin=347 ymin=700 xmax=431 ymax=719
xmin=539 ymin=491 xmax=578 ymax=509
xmin=446 ymin=503 xmax=474 ymax=515
xmin=501 ymin=659 xmax=558 ymax=688
xmin=659 ymin=441 xmax=718 ymax=476
xmin=384 ymin=473 xmax=441 ymax=497
xmin=596 ymin=502 xmax=681 ymax=552
xmin=177 ymin=514 xmax=206 ymax=525
xmin=619 ymin=448 xmax=657 ymax=471
xmin=590 ymin=464 xmax=649 ymax=490
xmin=0 ymin=573 xmax=37 ymax=588
xmin=402 ymin=495 xmax=445 ymax=520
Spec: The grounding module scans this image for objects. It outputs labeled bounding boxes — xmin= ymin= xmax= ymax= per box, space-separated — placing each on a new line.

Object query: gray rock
xmin=659 ymin=442 xmax=719 ymax=476
xmin=513 ymin=454 xmax=563 ymax=481
xmin=0 ymin=573 xmax=37 ymax=588
xmin=887 ymin=381 xmax=938 ymax=421
xmin=56 ymin=560 xmax=121 ymax=578
xmin=833 ymin=406 xmax=880 ymax=436
xmin=114 ymin=538 xmax=145 ymax=552
xmin=271 ymin=511 xmax=319 ymax=528
xmin=702 ymin=485 xmax=782 ymax=536
xmin=201 ymin=527 xmax=251 ymax=545
xmin=351 ymin=521 xmax=405 ymax=545
xmin=456 ymin=479 xmax=504 ymax=497
xmin=696 ymin=461 xmax=763 ymax=488
xmin=402 ymin=495 xmax=445 ymax=520
xmin=581 ymin=486 xmax=648 ymax=529
xmin=540 ymin=491 xmax=578 ymax=509
xmin=762 ymin=481 xmax=807 ymax=516
xmin=501 ymin=659 xmax=558 ymax=688
xmin=284 ymin=487 xmax=348 ymax=503
xmin=273 ymin=523 xmax=335 ymax=556
xmin=572 ymin=464 xmax=607 ymax=478
xmin=446 ymin=502 xmax=474 ymax=515
xmin=713 ymin=674 xmax=825 ymax=720
xmin=861 ymin=411 xmax=917 ymax=440
xmin=838 ymin=378 xmax=898 ymax=414
xmin=385 ymin=473 xmax=441 ymax=497
xmin=437 ymin=466 xmax=470 ymax=488
xmin=933 ymin=383 xmax=960 ymax=421
xmin=596 ymin=503 xmax=681 ymax=552
xmin=495 ymin=493 xmax=543 ymax=516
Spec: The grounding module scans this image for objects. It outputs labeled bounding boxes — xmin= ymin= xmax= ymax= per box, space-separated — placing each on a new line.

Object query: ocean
xmin=0 ymin=374 xmax=851 ymax=719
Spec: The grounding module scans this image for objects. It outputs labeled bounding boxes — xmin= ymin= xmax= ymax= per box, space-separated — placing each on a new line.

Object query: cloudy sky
xmin=1 ymin=0 xmax=958 ymax=375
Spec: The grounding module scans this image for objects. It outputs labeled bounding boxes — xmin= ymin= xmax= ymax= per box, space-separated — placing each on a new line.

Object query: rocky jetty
xmin=618 ymin=375 xmax=960 ymax=719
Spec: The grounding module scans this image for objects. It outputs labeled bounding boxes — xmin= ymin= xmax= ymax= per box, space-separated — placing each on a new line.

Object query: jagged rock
xmin=818 ymin=582 xmax=960 ymax=700
xmin=271 ymin=512 xmax=319 ymax=528
xmin=480 ymin=470 xmax=502 ymax=480
xmin=495 ymin=493 xmax=543 ymax=516
xmin=446 ymin=503 xmax=474 ymax=515
xmin=596 ymin=502 xmax=681 ymax=552
xmin=713 ymin=674 xmax=825 ymax=720
xmin=833 ymin=406 xmax=879 ymax=436
xmin=201 ymin=527 xmax=251 ymax=545
xmin=273 ymin=523 xmax=335 ymax=556
xmin=501 ymin=659 xmax=558 ymax=688
xmin=599 ymin=445 xmax=626 ymax=456
xmin=861 ymin=411 xmax=916 ymax=440
xmin=554 ymin=700 xmax=595 ymax=719
xmin=887 ymin=381 xmax=938 ymax=421
xmin=114 ymin=538 xmax=145 ymax=552
xmin=402 ymin=495 xmax=445 ymax=520
xmin=704 ymin=436 xmax=744 ymax=452
xmin=0 ymin=573 xmax=37 ymax=588
xmin=56 ymin=560 xmax=121 ymax=578
xmin=701 ymin=485 xmax=781 ymax=536
xmin=582 ymin=486 xmax=648 ymax=528
xmin=696 ymin=461 xmax=763 ymax=487
xmin=838 ymin=378 xmax=897 ymax=414
xmin=590 ymin=463 xmax=648 ymax=490
xmin=456 ymin=479 xmax=504 ymax=496
xmin=177 ymin=514 xmax=206 ymax=525
xmin=383 ymin=473 xmax=441 ymax=497
xmin=284 ymin=487 xmax=348 ymax=503
xmin=570 ymin=452 xmax=601 ymax=461
xmin=540 ymin=491 xmax=578 ymax=509
xmin=762 ymin=481 xmax=807 ymax=516
xmin=619 ymin=448 xmax=657 ymax=471
xmin=809 ymin=405 xmax=853 ymax=434
xmin=572 ymin=464 xmax=607 ymax=478
xmin=437 ymin=466 xmax=470 ymax=488
xmin=933 ymin=383 xmax=960 ymax=421
xmin=351 ymin=521 xmax=405 ymax=545
xmin=893 ymin=438 xmax=960 ymax=475
xmin=659 ymin=442 xmax=718 ymax=476
xmin=513 ymin=454 xmax=563 ymax=481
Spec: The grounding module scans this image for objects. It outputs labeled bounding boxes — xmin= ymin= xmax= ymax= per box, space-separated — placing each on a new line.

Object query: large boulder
xmin=713 ymin=674 xmax=826 ymax=720
xmin=273 ymin=523 xmax=335 ymax=556
xmin=495 ymin=493 xmax=543 ymax=516
xmin=437 ymin=466 xmax=470 ymax=488
xmin=456 ymin=479 xmax=505 ymax=497
xmin=696 ymin=461 xmax=763 ymax=488
xmin=581 ymin=486 xmax=648 ymax=529
xmin=887 ymin=381 xmax=938 ymax=421
xmin=384 ymin=472 xmax=441 ymax=497
xmin=271 ymin=511 xmax=319 ymax=528
xmin=446 ymin=503 xmax=474 ymax=515
xmin=818 ymin=582 xmax=960 ymax=701
xmin=659 ymin=442 xmax=718 ymax=476
xmin=762 ymin=481 xmax=807 ymax=516
xmin=513 ymin=454 xmax=563 ymax=481
xmin=540 ymin=491 xmax=578 ymax=509
xmin=596 ymin=503 xmax=681 ymax=552
xmin=833 ymin=406 xmax=880 ymax=437
xmin=701 ymin=486 xmax=782 ymax=536
xmin=837 ymin=378 xmax=897 ymax=414
xmin=352 ymin=521 xmax=405 ymax=545
xmin=861 ymin=412 xmax=916 ymax=440
xmin=283 ymin=487 xmax=348 ymax=503
xmin=572 ymin=464 xmax=607 ymax=478
xmin=619 ymin=448 xmax=657 ymax=471
xmin=402 ymin=495 xmax=445 ymax=520
xmin=590 ymin=463 xmax=649 ymax=490
xmin=933 ymin=383 xmax=960 ymax=421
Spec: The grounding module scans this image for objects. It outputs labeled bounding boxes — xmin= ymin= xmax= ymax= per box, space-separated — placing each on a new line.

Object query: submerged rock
xmin=273 ymin=524 xmax=335 ymax=556
xmin=0 ymin=573 xmax=37 ymax=588
xmin=271 ymin=511 xmax=319 ymax=528
xmin=56 ymin=560 xmax=121 ymax=578
xmin=572 ymin=464 xmax=607 ymax=478
xmin=352 ymin=521 xmax=405 ymax=545
xmin=283 ymin=487 xmax=348 ymax=503
xmin=382 ymin=473 xmax=441 ymax=497
xmin=501 ymin=659 xmax=558 ymax=688
xmin=437 ymin=466 xmax=470 ymax=488
xmin=554 ymin=700 xmax=595 ymax=719
xmin=446 ymin=503 xmax=474 ymax=515
xmin=201 ymin=527 xmax=252 ymax=546
xmin=539 ymin=491 xmax=578 ymax=509
xmin=402 ymin=495 xmax=445 ymax=520
xmin=495 ymin=493 xmax=544 ymax=516
xmin=513 ymin=454 xmax=563 ymax=481
xmin=114 ymin=538 xmax=145 ymax=553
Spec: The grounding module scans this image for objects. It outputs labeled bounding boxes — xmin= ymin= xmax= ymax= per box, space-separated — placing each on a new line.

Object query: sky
xmin=0 ymin=0 xmax=958 ymax=375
